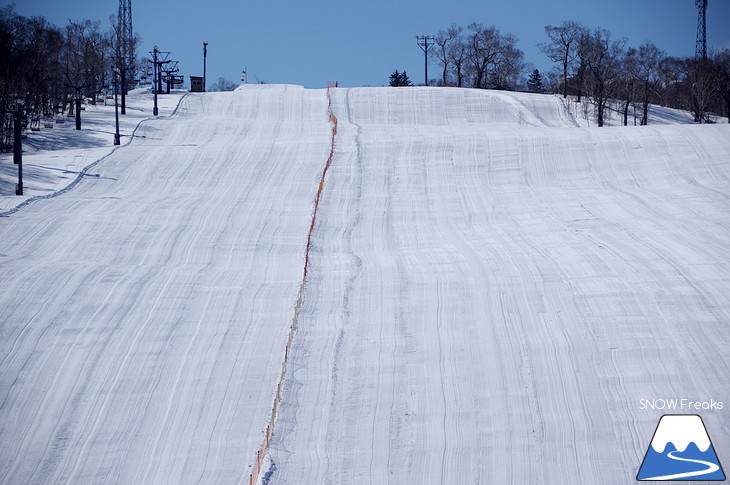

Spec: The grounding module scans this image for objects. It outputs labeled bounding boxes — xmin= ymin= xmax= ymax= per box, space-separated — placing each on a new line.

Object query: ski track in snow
xmin=267 ymin=87 xmax=730 ymax=484
xmin=642 ymin=450 xmax=720 ymax=481
xmin=1 ymin=86 xmax=729 ymax=484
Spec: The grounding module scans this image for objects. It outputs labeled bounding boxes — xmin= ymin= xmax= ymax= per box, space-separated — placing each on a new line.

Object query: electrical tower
xmin=696 ymin=0 xmax=707 ymax=59
xmin=118 ymin=0 xmax=133 ymax=114
xmin=416 ymin=35 xmax=435 ymax=86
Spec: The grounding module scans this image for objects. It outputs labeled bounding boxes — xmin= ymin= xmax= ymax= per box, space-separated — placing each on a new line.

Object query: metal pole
xmin=13 ymin=101 xmax=23 ymax=195
xmin=157 ymin=66 xmax=163 ymax=96
xmin=153 ymin=46 xmax=159 ymax=116
xmin=114 ymin=70 xmax=121 ymax=145
xmin=203 ymin=42 xmax=208 ymax=92
xmin=423 ymin=50 xmax=428 ymax=86
xmin=75 ymin=92 xmax=82 ymax=130
xmin=120 ymin=68 xmax=127 ymax=115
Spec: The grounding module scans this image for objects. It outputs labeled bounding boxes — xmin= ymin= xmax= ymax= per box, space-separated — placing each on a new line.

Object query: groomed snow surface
xmin=1 ymin=85 xmax=728 ymax=484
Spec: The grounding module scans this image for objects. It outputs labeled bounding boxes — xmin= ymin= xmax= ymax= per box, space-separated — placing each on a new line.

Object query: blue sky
xmin=6 ymin=0 xmax=730 ymax=89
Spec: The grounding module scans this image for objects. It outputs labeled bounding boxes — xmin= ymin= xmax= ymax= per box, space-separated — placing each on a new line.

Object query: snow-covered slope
xmin=268 ymin=87 xmax=730 ymax=484
xmin=0 ymin=88 xmax=185 ymax=212
xmin=0 ymin=85 xmax=330 ymax=484
xmin=1 ymin=85 xmax=728 ymax=484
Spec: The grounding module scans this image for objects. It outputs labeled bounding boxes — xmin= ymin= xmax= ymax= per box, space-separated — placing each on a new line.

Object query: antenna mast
xmin=696 ymin=0 xmax=707 ymax=59
xmin=118 ymin=0 xmax=133 ymax=114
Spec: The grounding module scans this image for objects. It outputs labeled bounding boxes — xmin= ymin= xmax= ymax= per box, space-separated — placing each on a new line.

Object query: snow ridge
xmin=247 ymin=86 xmax=338 ymax=485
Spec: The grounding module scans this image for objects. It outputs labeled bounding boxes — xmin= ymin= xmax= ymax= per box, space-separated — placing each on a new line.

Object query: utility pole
xmin=203 ymin=42 xmax=208 ymax=92
xmin=152 ymin=46 xmax=159 ymax=116
xmin=416 ymin=35 xmax=435 ymax=86
xmin=13 ymin=99 xmax=23 ymax=195
xmin=113 ymin=68 xmax=121 ymax=145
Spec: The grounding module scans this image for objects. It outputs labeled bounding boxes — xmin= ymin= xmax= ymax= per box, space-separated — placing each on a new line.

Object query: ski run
xmin=1 ymin=85 xmax=728 ymax=484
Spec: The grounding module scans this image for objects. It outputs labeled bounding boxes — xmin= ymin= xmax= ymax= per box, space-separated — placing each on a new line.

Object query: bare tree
xmin=464 ymin=23 xmax=524 ymax=90
xmin=689 ymin=58 xmax=714 ymax=123
xmin=63 ymin=20 xmax=109 ymax=128
xmin=540 ymin=21 xmax=585 ymax=98
xmin=466 ymin=23 xmax=498 ymax=89
xmin=625 ymin=42 xmax=664 ymax=125
xmin=448 ymin=36 xmax=468 ymax=87
xmin=432 ymin=24 xmax=462 ymax=86
xmin=657 ymin=55 xmax=718 ymax=123
xmin=657 ymin=56 xmax=685 ymax=109
xmin=72 ymin=20 xmax=108 ymax=105
xmin=210 ymin=77 xmax=238 ymax=92
xmin=108 ymin=14 xmax=139 ymax=113
xmin=573 ymin=30 xmax=593 ymax=103
xmin=616 ymin=52 xmax=637 ymax=126
xmin=0 ymin=8 xmax=64 ymax=117
xmin=491 ymin=35 xmax=525 ymax=90
xmin=584 ymin=28 xmax=625 ymax=127
xmin=710 ymin=49 xmax=730 ymax=122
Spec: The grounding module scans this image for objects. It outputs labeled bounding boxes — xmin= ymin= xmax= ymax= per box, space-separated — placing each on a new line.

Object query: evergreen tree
xmin=389 ymin=70 xmax=413 ymax=87
xmin=527 ymin=69 xmax=544 ymax=93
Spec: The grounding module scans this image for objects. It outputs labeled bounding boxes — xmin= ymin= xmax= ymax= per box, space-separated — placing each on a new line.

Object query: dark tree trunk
xmin=75 ymin=97 xmax=81 ymax=130
xmin=576 ymin=63 xmax=586 ymax=103
xmin=641 ymin=101 xmax=649 ymax=126
xmin=640 ymin=81 xmax=650 ymax=125
xmin=595 ymin=80 xmax=605 ymax=127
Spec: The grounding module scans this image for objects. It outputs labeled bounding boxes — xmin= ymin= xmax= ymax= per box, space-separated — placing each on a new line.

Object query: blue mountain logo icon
xmin=637 ymin=414 xmax=726 ymax=481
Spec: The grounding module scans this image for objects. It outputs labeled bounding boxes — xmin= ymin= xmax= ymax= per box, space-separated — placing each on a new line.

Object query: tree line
xmin=431 ymin=23 xmax=525 ymax=91
xmin=537 ymin=21 xmax=729 ymax=125
xmin=421 ymin=21 xmax=730 ymax=126
xmin=0 ymin=5 xmax=140 ymax=150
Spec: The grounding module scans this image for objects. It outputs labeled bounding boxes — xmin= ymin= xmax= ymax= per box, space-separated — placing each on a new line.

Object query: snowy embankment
xmin=0 ymin=88 xmax=185 ymax=212
xmin=0 ymin=85 xmax=330 ymax=484
xmin=268 ymin=87 xmax=730 ymax=484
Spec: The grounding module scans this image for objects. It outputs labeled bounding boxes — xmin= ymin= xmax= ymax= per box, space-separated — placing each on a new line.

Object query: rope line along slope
xmin=246 ymin=85 xmax=338 ymax=485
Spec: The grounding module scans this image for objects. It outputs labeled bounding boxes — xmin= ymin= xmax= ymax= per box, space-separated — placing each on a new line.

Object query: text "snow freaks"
xmin=639 ymin=399 xmax=724 ymax=411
